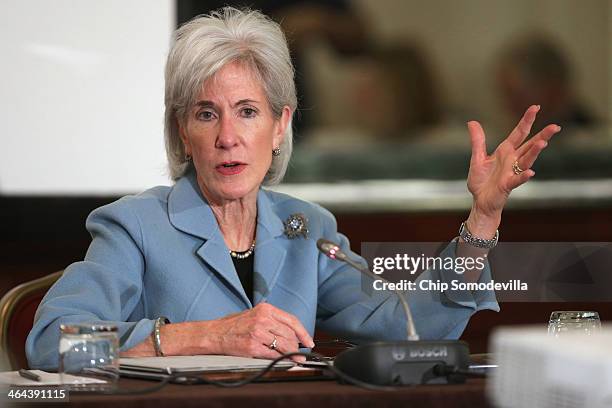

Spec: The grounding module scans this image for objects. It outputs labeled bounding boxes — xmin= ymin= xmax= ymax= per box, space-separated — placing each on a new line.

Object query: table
xmin=45 ymin=377 xmax=493 ymax=408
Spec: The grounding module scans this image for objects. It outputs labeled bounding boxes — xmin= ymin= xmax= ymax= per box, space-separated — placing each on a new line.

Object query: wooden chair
xmin=0 ymin=271 xmax=63 ymax=370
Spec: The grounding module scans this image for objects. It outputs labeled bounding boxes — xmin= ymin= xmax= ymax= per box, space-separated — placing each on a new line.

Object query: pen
xmin=18 ymin=369 xmax=41 ymax=382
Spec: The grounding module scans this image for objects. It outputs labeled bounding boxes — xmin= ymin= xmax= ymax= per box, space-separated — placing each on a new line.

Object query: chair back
xmin=0 ymin=271 xmax=63 ymax=370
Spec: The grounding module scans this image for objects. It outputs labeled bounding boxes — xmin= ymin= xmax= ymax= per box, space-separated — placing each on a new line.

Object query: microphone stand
xmin=317 ymin=239 xmax=470 ymax=386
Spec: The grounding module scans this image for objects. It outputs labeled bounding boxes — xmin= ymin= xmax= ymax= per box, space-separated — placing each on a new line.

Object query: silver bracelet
xmin=152 ymin=316 xmax=170 ymax=357
xmin=459 ymin=221 xmax=499 ymax=249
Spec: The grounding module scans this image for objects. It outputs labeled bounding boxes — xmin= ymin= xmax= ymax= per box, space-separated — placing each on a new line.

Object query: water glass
xmin=547 ymin=311 xmax=601 ymax=337
xmin=59 ymin=323 xmax=119 ymax=391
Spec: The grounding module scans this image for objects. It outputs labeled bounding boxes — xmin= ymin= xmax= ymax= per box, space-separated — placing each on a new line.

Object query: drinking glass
xmin=547 ymin=311 xmax=601 ymax=337
xmin=59 ymin=323 xmax=119 ymax=391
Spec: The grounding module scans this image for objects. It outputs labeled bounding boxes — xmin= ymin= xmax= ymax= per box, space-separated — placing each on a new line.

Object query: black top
xmin=231 ymin=255 xmax=254 ymax=304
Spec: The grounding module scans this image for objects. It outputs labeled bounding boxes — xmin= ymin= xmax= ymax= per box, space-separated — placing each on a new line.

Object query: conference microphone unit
xmin=317 ymin=239 xmax=470 ymax=386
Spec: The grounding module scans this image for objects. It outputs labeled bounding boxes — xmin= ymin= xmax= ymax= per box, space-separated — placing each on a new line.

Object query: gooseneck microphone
xmin=317 ymin=239 xmax=419 ymax=341
xmin=316 ymin=238 xmax=470 ymax=386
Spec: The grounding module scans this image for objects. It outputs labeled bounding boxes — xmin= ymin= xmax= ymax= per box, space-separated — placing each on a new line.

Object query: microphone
xmin=316 ymin=238 xmax=470 ymax=386
xmin=317 ymin=239 xmax=419 ymax=341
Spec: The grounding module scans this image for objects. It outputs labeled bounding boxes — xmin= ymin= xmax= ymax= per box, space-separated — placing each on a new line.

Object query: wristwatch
xmin=459 ymin=221 xmax=499 ymax=249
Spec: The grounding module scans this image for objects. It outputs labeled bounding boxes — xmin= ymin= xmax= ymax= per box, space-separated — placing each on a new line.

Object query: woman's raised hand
xmin=464 ymin=105 xmax=561 ymax=236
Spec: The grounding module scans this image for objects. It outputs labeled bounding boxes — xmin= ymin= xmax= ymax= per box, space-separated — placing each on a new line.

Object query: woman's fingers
xmin=514 ymin=123 xmax=559 ymax=174
xmin=517 ymin=140 xmax=548 ymax=171
xmin=508 ymin=168 xmax=535 ymax=190
xmin=516 ymin=124 xmax=561 ymax=156
xmin=257 ymin=303 xmax=314 ymax=348
xmin=506 ymin=105 xmax=540 ymax=148
xmin=269 ymin=322 xmax=299 ymax=345
xmin=506 ymin=143 xmax=543 ymax=191
xmin=467 ymin=121 xmax=487 ymax=164
xmin=266 ymin=333 xmax=305 ymax=362
xmin=509 ymin=137 xmax=547 ymax=190
xmin=249 ymin=330 xmax=303 ymax=362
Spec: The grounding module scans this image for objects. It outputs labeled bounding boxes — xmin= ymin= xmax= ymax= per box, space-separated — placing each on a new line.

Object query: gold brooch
xmin=283 ymin=213 xmax=309 ymax=239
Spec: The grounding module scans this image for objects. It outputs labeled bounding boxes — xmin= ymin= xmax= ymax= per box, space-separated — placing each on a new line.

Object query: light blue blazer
xmin=26 ymin=171 xmax=498 ymax=370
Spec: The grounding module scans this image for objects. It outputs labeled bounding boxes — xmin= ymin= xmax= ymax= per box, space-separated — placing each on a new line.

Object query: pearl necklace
xmin=229 ymin=240 xmax=256 ymax=259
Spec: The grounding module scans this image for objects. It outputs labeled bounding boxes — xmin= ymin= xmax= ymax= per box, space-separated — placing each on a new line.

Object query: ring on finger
xmin=268 ymin=335 xmax=278 ymax=350
xmin=512 ymin=160 xmax=525 ymax=175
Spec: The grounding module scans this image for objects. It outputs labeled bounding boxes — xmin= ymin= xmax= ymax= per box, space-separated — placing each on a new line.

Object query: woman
xmin=26 ymin=8 xmax=558 ymax=370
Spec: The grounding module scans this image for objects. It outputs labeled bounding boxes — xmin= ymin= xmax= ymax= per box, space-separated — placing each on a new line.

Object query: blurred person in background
xmin=496 ymin=35 xmax=597 ymax=136
xmin=347 ymin=43 xmax=442 ymax=142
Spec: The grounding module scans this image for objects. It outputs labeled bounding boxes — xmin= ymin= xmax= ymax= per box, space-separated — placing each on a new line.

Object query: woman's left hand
xmin=465 ymin=105 xmax=561 ymax=236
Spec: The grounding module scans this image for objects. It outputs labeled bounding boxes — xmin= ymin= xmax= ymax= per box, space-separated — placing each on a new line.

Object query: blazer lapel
xmin=168 ymin=171 xmax=251 ymax=307
xmin=253 ymin=190 xmax=287 ymax=304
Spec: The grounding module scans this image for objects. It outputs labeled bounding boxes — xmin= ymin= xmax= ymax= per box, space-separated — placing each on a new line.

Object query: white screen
xmin=0 ymin=0 xmax=174 ymax=195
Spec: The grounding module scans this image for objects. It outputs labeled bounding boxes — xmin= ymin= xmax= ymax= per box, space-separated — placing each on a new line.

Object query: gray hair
xmin=164 ymin=7 xmax=297 ymax=185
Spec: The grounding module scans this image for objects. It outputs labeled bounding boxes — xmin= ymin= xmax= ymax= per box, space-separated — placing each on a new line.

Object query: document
xmin=120 ymin=355 xmax=294 ymax=374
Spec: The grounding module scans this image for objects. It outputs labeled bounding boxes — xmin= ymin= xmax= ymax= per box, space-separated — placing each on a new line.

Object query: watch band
xmin=152 ymin=316 xmax=170 ymax=357
xmin=459 ymin=221 xmax=499 ymax=249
